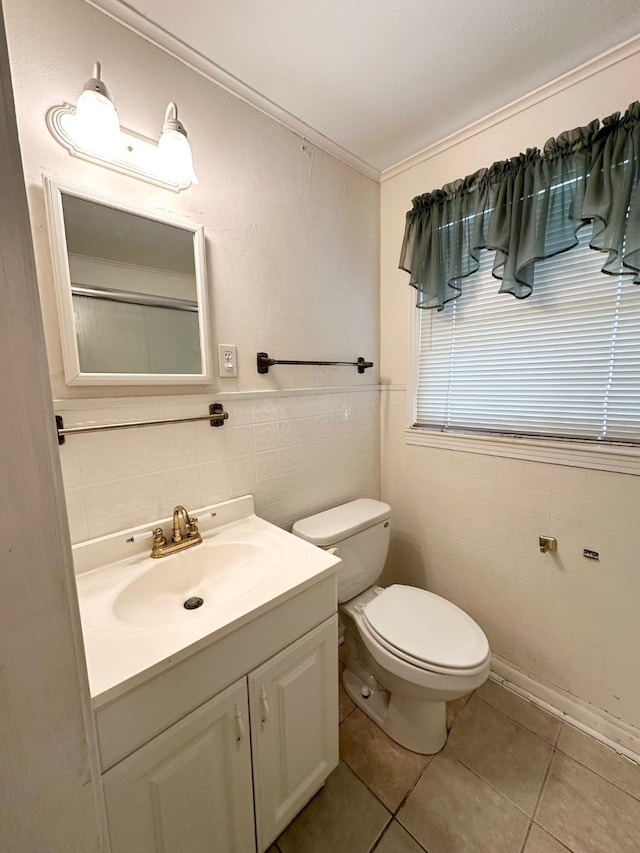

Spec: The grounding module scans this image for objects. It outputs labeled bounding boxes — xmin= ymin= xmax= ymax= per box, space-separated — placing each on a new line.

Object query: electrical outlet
xmin=218 ymin=344 xmax=238 ymax=377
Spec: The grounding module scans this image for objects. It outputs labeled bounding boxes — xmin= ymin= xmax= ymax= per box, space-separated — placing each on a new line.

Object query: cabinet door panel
xmin=249 ymin=616 xmax=338 ymax=852
xmin=103 ymin=678 xmax=255 ymax=853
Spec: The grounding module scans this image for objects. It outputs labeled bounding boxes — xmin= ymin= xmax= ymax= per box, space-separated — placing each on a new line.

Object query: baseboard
xmin=491 ymin=655 xmax=640 ymax=763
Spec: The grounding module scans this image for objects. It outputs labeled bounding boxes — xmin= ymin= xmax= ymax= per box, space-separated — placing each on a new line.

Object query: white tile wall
xmin=58 ymin=389 xmax=380 ymax=543
xmin=380 ymin=388 xmax=640 ymax=732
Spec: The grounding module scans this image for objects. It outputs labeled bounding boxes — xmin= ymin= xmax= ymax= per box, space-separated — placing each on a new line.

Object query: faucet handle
xmin=186 ymin=515 xmax=199 ymax=537
xmin=152 ymin=527 xmax=166 ymax=544
xmin=151 ymin=527 xmax=167 ymax=557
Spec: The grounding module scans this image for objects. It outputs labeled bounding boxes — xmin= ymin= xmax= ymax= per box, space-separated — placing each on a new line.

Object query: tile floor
xmin=269 ymin=669 xmax=640 ymax=853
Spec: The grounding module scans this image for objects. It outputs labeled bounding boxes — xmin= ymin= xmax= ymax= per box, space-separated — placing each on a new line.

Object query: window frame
xmin=406 ymin=277 xmax=640 ymax=476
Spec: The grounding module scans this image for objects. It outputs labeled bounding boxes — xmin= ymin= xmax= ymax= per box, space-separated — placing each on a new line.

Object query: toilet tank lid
xmin=292 ymin=499 xmax=391 ymax=546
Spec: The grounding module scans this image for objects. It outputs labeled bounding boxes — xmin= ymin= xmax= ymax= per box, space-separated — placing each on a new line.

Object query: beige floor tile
xmin=277 ymin=761 xmax=390 ymax=853
xmin=338 ymin=663 xmax=356 ymax=723
xmin=477 ymin=679 xmax=561 ymax=744
xmin=523 ymin=825 xmax=572 ymax=852
xmin=397 ymin=751 xmax=529 ymax=853
xmin=446 ymin=692 xmax=473 ymax=731
xmin=445 ymin=695 xmax=553 ymax=814
xmin=537 ymin=751 xmax=640 ymax=853
xmin=375 ymin=820 xmax=427 ymax=853
xmin=557 ymin=724 xmax=640 ymax=800
xmin=339 ymin=708 xmax=431 ymax=811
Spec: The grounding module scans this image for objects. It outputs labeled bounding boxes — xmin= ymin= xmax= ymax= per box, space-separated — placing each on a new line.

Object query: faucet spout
xmin=151 ymin=504 xmax=202 ymax=558
xmin=172 ymin=505 xmax=190 ymax=543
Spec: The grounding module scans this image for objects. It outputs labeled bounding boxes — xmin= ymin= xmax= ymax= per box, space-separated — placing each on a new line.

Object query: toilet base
xmin=342 ymin=667 xmax=447 ymax=755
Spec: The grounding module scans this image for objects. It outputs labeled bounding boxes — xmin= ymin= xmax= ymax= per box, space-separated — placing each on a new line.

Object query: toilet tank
xmin=292 ymin=499 xmax=391 ymax=603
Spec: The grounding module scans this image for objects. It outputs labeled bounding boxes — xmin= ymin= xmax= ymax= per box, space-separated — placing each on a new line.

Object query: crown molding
xmin=82 ymin=4 xmax=640 ymax=186
xmin=84 ymin=0 xmax=381 ymax=181
xmin=381 ymin=32 xmax=640 ymax=182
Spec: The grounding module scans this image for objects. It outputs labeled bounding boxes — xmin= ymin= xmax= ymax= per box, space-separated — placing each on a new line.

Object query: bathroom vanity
xmin=74 ymin=497 xmax=340 ymax=853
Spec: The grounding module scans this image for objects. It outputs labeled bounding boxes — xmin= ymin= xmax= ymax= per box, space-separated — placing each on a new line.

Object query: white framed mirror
xmin=43 ymin=177 xmax=213 ymax=386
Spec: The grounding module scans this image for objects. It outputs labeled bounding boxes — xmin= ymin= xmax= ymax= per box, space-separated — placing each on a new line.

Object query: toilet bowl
xmin=292 ymin=499 xmax=490 ymax=754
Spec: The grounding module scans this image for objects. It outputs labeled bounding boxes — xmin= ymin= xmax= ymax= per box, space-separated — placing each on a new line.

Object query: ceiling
xmin=91 ymin=0 xmax=640 ymax=176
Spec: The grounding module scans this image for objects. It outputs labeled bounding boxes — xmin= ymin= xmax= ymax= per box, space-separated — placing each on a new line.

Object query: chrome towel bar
xmin=55 ymin=403 xmax=228 ymax=445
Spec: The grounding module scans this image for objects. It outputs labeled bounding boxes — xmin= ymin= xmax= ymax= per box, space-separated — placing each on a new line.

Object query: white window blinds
xmin=415 ymin=225 xmax=640 ymax=443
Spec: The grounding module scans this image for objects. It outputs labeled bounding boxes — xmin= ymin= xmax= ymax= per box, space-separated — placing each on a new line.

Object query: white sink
xmin=78 ymin=518 xmax=286 ymax=632
xmin=111 ymin=537 xmax=280 ymax=629
xmin=73 ymin=496 xmax=341 ymax=701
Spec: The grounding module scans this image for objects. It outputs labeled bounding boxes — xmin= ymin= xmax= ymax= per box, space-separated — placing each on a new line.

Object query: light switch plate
xmin=218 ymin=344 xmax=238 ymax=377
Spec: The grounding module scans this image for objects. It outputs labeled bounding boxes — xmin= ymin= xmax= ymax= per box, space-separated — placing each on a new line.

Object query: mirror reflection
xmin=63 ymin=195 xmax=201 ymax=376
xmin=44 ymin=178 xmax=212 ymax=386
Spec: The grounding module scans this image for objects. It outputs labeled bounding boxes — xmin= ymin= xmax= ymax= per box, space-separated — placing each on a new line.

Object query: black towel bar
xmin=256 ymin=352 xmax=374 ymax=374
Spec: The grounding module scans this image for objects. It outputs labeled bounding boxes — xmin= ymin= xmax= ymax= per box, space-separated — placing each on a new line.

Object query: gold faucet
xmin=150 ymin=505 xmax=202 ymax=558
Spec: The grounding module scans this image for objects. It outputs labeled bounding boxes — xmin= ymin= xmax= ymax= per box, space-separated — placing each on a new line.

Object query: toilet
xmin=292 ymin=498 xmax=490 ymax=754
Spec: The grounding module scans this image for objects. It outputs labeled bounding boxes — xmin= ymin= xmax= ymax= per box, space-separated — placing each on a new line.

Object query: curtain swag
xmin=399 ymin=101 xmax=640 ymax=310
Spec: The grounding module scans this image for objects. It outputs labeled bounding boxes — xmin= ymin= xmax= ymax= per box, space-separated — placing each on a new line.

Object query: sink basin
xmin=112 ymin=539 xmax=272 ymax=628
xmin=77 ymin=511 xmax=288 ymax=633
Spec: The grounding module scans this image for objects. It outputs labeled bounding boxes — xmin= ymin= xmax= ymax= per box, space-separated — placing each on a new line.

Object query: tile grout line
xmin=475 ymin=693 xmax=560 ymax=747
xmin=393 ymin=755 xmax=436 ymax=817
xmin=482 ymin=688 xmax=640 ymax=802
xmin=339 ymin=702 xmax=358 ymax=725
xmin=393 ymin=820 xmax=432 ymax=853
xmin=449 ymin=753 xmax=537 ymax=822
xmin=337 ymin=712 xmax=435 ymax=850
xmin=365 ymin=815 xmax=396 ymax=853
xmin=518 ymin=822 xmax=534 ymax=853
xmin=390 ymin=698 xmax=473 ymax=820
xmin=526 ymin=744 xmax=557 ymax=849
xmin=334 ymin=751 xmax=397 ymax=817
xmin=392 ymin=703 xmax=474 ymax=850
xmin=553 ymin=739 xmax=640 ymax=803
xmin=447 ymin=694 xmax=558 ymax=823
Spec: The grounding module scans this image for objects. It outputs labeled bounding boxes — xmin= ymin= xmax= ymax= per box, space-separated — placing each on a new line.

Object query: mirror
xmin=44 ymin=177 xmax=213 ymax=385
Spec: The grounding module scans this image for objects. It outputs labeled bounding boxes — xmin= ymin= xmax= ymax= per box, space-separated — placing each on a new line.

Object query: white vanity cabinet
xmin=102 ymin=678 xmax=255 ymax=853
xmin=99 ymin=614 xmax=338 ymax=853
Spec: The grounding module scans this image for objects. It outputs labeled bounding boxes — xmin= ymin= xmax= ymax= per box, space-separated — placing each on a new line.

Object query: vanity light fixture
xmin=46 ymin=62 xmax=198 ymax=192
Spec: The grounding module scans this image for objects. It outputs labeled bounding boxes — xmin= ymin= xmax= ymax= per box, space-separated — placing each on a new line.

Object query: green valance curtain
xmin=399 ymin=101 xmax=640 ymax=310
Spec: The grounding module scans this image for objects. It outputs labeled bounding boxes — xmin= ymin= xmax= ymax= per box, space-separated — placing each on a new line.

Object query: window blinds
xmin=416 ymin=225 xmax=640 ymax=443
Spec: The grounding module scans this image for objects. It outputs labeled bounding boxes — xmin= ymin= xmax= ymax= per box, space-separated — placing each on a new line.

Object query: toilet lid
xmin=362 ymin=585 xmax=489 ymax=670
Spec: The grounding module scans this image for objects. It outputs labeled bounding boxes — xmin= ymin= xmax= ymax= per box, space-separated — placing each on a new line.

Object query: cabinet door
xmin=248 ymin=616 xmax=339 ymax=852
xmin=102 ymin=677 xmax=255 ymax=853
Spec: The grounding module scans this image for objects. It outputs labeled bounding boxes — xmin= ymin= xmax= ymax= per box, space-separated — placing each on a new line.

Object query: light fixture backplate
xmin=46 ymin=104 xmax=191 ymax=192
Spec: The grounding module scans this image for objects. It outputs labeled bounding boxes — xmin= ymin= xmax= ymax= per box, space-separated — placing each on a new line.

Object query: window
xmin=413 ymin=224 xmax=640 ymax=445
xmin=401 ymin=101 xmax=640 ymax=468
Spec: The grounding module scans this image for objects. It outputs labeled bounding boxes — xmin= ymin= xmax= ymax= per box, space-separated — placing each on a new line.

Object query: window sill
xmin=405 ymin=427 xmax=640 ymax=475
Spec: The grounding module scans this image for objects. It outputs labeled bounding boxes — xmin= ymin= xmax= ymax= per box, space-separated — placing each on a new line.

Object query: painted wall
xmin=4 ymin=0 xmax=378 ymax=399
xmin=3 ymin=0 xmax=380 ymax=542
xmin=380 ymin=51 xmax=640 ymax=740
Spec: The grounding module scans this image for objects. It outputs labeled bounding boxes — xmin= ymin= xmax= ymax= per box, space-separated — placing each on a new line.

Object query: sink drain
xmin=183 ymin=596 xmax=204 ymax=610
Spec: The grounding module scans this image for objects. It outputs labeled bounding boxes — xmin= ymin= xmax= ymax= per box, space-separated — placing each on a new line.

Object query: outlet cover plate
xmin=218 ymin=344 xmax=238 ymax=377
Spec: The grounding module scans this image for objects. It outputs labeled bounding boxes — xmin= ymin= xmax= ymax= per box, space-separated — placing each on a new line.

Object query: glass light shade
xmin=158 ymin=128 xmax=199 ymax=186
xmin=74 ymin=88 xmax=121 ymax=157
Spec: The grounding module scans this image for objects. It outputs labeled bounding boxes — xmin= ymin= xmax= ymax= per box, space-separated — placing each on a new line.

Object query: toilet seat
xmin=362 ymin=585 xmax=489 ymax=675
